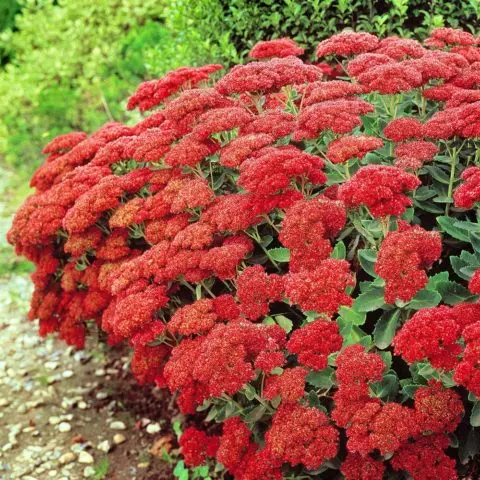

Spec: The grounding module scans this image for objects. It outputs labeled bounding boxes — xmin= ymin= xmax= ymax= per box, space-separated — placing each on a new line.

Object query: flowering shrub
xmin=8 ymin=29 xmax=480 ymax=479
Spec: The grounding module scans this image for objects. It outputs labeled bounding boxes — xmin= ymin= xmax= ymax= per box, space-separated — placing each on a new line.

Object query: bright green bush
xmin=164 ymin=0 xmax=480 ymax=64
xmin=0 ymin=0 xmax=170 ymax=170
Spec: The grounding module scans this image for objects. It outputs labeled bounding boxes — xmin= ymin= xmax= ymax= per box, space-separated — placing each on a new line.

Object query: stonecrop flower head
xmin=454 ymin=166 xmax=480 ymax=209
xmin=236 ymin=265 xmax=283 ymax=320
xmin=338 ymin=165 xmax=420 ymax=217
xmin=414 ymin=381 xmax=464 ymax=434
xmin=341 ymin=453 xmax=386 ymax=480
xmin=284 ymin=259 xmax=354 ymax=314
xmin=326 ymin=135 xmax=383 ymax=164
xmin=394 ymin=140 xmax=439 ymax=169
xmin=375 ymin=222 xmax=442 ymax=304
xmin=293 ymin=98 xmax=375 ymax=140
xmin=127 ymin=64 xmax=223 ymax=112
xmin=286 ymin=319 xmax=342 ymax=370
xmin=384 ymin=117 xmax=423 ymax=142
xmin=180 ymin=427 xmax=220 ymax=467
xmin=249 ymin=38 xmax=304 ymax=59
xmin=356 ymin=62 xmax=424 ymax=94
xmin=394 ymin=306 xmax=462 ymax=370
xmin=316 ymin=31 xmax=379 ymax=58
xmin=265 ymin=403 xmax=339 ymax=470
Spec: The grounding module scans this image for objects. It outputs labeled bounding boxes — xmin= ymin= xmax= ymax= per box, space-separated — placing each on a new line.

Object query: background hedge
xmin=1 ymin=0 xmax=479 ymax=177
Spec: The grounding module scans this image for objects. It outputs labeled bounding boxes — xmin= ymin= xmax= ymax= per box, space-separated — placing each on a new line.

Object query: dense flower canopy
xmin=9 ymin=28 xmax=480 ymax=480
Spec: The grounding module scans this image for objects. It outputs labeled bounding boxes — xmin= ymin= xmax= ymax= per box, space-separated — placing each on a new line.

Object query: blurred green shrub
xmin=2 ymin=0 xmax=480 ymax=175
xmin=164 ymin=0 xmax=480 ymax=63
xmin=0 ymin=0 xmax=175 ymax=171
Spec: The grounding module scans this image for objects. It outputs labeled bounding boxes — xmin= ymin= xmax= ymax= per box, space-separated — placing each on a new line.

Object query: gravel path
xmin=0 ymin=275 xmax=178 ymax=480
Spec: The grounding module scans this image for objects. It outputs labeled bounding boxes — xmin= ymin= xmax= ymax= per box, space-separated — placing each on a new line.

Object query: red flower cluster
xmin=326 ymin=135 xmax=383 ymax=164
xmin=264 ymin=403 xmax=339 ymax=470
xmin=279 ymin=197 xmax=346 ymax=271
xmin=286 ymin=319 xmax=342 ymax=370
xmin=249 ymin=38 xmax=304 ymax=59
xmin=180 ymin=427 xmax=220 ymax=467
xmin=375 ymin=221 xmax=442 ymax=304
xmin=394 ymin=140 xmax=439 ymax=170
xmin=394 ymin=306 xmax=462 ymax=369
xmin=332 ymin=345 xmax=385 ymax=428
xmin=339 ymin=165 xmax=420 ymax=217
xmin=454 ymin=166 xmax=480 ymax=209
xmin=284 ymin=259 xmax=354 ymax=314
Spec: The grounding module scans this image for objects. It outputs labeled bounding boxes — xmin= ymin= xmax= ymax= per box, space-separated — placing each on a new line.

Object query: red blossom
xmin=286 ymin=319 xmax=342 ymax=370
xmin=469 ymin=269 xmax=480 ymax=294
xmin=264 ymin=403 xmax=339 ymax=470
xmin=326 ymin=135 xmax=383 ymax=164
xmin=394 ymin=306 xmax=462 ymax=370
xmin=180 ymin=427 xmax=220 ymax=467
xmin=237 ymin=265 xmax=283 ymax=320
xmin=316 ymin=31 xmax=379 ymax=58
xmin=284 ymin=259 xmax=354 ymax=314
xmin=375 ymin=222 xmax=442 ymax=304
xmin=391 ymin=434 xmax=457 ymax=480
xmin=42 ymin=131 xmax=87 ymax=155
xmin=347 ymin=402 xmax=418 ymax=455
xmin=238 ymin=145 xmax=327 ymax=195
xmin=127 ymin=64 xmax=223 ymax=112
xmin=293 ymin=98 xmax=375 ymax=140
xmin=338 ymin=165 xmax=420 ymax=217
xmin=249 ymin=38 xmax=304 ymax=59
xmin=394 ymin=140 xmax=439 ymax=169
xmin=341 ymin=453 xmax=385 ymax=480
xmin=263 ymin=367 xmax=307 ymax=403
xmin=454 ymin=166 xmax=480 ymax=209
xmin=356 ymin=61 xmax=424 ymax=94
xmin=384 ymin=117 xmax=424 ymax=142
xmin=414 ymin=381 xmax=464 ymax=433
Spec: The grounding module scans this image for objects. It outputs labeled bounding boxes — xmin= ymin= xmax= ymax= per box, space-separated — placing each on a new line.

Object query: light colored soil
xmin=0 ymin=275 xmax=177 ymax=480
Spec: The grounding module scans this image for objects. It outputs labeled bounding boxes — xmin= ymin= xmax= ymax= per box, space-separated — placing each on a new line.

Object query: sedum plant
xmin=8 ymin=27 xmax=480 ymax=479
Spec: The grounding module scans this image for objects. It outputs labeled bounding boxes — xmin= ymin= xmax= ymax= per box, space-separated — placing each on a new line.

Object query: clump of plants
xmin=8 ymin=28 xmax=480 ymax=479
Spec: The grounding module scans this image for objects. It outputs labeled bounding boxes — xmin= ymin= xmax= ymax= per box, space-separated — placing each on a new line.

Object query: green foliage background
xmin=0 ymin=0 xmax=479 ymax=275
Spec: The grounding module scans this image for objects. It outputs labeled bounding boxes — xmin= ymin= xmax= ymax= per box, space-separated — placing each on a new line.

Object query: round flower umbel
xmin=9 ymin=27 xmax=480 ymax=480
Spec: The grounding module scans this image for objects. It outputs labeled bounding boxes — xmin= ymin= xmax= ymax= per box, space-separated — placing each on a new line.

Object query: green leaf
xmin=400 ymin=383 xmax=420 ymax=399
xmin=338 ymin=306 xmax=366 ymax=326
xmin=306 ymin=367 xmax=335 ymax=389
xmin=331 ymin=240 xmax=346 ymax=259
xmin=437 ymin=216 xmax=470 ymax=242
xmin=426 ymin=271 xmax=449 ymax=288
xmin=358 ymin=249 xmax=378 ymax=277
xmin=173 ymin=461 xmax=188 ymax=480
xmin=417 ymin=363 xmax=440 ymax=381
xmin=471 ymin=232 xmax=480 ymax=261
xmin=373 ymin=309 xmax=401 ymax=349
xmin=267 ymin=247 xmax=290 ymax=262
xmin=307 ymin=390 xmax=321 ymax=408
xmin=471 ymin=402 xmax=480 ymax=427
xmin=451 ymin=255 xmax=473 ymax=281
xmin=459 ymin=428 xmax=480 ymax=465
xmin=437 ymin=280 xmax=475 ymax=305
xmin=274 ymin=314 xmax=293 ymax=333
xmin=244 ymin=404 xmax=266 ymax=424
xmin=407 ymin=288 xmax=442 ymax=310
xmin=243 ymin=384 xmax=257 ymax=401
xmin=354 ymin=284 xmax=386 ymax=312
xmin=378 ymin=351 xmax=392 ymax=370
xmin=262 ymin=316 xmax=276 ymax=326
xmin=260 ymin=235 xmax=273 ymax=248
xmin=371 ymin=373 xmax=399 ymax=401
